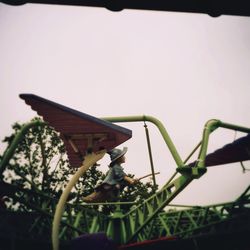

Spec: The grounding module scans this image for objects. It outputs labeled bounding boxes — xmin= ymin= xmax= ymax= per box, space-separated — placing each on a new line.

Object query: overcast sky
xmin=1 ymin=3 xmax=250 ymax=206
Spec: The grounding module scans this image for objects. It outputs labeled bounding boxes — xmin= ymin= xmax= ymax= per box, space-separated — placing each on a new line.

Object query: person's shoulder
xmin=112 ymin=163 xmax=122 ymax=169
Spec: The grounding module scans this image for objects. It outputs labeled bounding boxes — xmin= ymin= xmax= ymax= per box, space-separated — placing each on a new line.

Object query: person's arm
xmin=124 ymin=176 xmax=138 ymax=185
xmin=113 ymin=164 xmax=138 ymax=185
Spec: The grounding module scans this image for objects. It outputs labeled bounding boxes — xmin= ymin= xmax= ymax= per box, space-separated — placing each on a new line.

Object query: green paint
xmin=1 ymin=116 xmax=250 ymax=245
xmin=0 ymin=120 xmax=45 ymax=176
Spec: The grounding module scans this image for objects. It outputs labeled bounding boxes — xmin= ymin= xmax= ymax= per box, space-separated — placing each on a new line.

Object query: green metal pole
xmin=219 ymin=121 xmax=250 ymax=133
xmin=80 ymin=201 xmax=136 ymax=206
xmin=183 ymin=141 xmax=202 ymax=164
xmin=102 ymin=115 xmax=184 ymax=168
xmin=196 ymin=119 xmax=250 ymax=168
xmin=0 ymin=120 xmax=45 ymax=176
xmin=196 ymin=119 xmax=220 ymax=168
xmin=144 ymin=122 xmax=157 ymax=187
xmin=52 ymin=150 xmax=106 ymax=250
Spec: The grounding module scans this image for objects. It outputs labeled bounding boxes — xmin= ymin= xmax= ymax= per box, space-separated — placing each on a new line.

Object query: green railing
xmin=1 ymin=181 xmax=249 ymax=247
xmin=156 ymin=185 xmax=250 ymax=239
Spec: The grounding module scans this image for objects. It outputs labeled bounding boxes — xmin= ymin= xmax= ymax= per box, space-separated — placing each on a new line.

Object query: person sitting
xmin=83 ymin=147 xmax=138 ymax=203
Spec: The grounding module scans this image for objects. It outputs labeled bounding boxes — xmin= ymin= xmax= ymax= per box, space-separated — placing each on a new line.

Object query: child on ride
xmin=83 ymin=147 xmax=138 ymax=203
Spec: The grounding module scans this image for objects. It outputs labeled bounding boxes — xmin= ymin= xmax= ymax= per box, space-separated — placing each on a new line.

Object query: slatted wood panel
xmin=20 ymin=94 xmax=132 ymax=167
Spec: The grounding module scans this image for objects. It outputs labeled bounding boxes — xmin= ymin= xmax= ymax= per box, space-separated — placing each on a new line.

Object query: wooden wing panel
xmin=20 ymin=94 xmax=132 ymax=167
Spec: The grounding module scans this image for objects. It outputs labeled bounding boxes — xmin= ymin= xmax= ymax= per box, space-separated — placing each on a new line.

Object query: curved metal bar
xmin=102 ymin=115 xmax=184 ymax=167
xmin=196 ymin=119 xmax=220 ymax=168
xmin=196 ymin=119 xmax=250 ymax=168
xmin=52 ymin=150 xmax=106 ymax=250
xmin=0 ymin=120 xmax=46 ymax=176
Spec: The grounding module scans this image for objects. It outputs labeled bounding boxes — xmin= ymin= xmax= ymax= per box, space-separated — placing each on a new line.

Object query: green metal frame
xmin=103 ymin=116 xmax=250 ymax=176
xmin=0 ymin=120 xmax=46 ymax=176
xmin=102 ymin=115 xmax=184 ymax=167
xmin=52 ymin=150 xmax=106 ymax=250
xmin=1 ymin=182 xmax=249 ymax=248
xmin=1 ymin=115 xmax=250 ymax=246
xmin=99 ymin=116 xmax=250 ymax=244
xmin=156 ymin=184 xmax=250 ymax=239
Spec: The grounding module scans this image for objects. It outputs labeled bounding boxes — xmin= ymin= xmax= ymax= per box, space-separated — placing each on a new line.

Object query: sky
xmin=0 ymin=3 xmax=250 ymax=206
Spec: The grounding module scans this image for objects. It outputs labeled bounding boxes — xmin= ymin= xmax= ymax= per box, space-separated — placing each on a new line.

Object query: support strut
xmin=52 ymin=150 xmax=106 ymax=250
